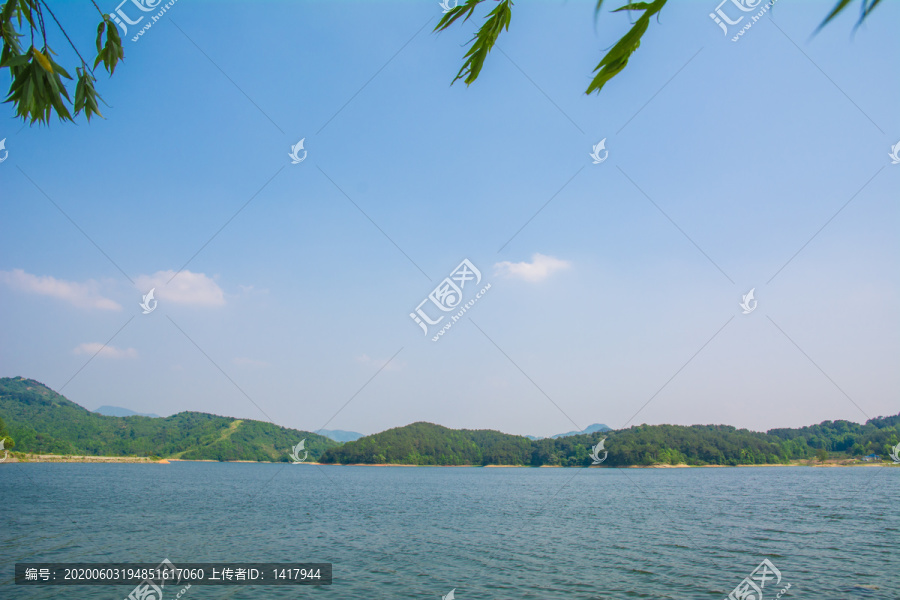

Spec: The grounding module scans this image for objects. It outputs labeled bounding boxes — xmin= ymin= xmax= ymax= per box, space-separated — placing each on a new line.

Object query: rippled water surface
xmin=1 ymin=463 xmax=898 ymax=599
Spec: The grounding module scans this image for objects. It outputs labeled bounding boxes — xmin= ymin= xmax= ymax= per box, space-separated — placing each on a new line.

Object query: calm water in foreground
xmin=1 ymin=463 xmax=898 ymax=599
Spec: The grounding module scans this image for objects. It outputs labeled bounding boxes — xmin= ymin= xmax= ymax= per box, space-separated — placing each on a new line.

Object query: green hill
xmin=321 ymin=418 xmax=900 ymax=467
xmin=2 ymin=376 xmax=897 ymax=466
xmin=0 ymin=377 xmax=336 ymax=461
xmin=318 ymin=422 xmax=534 ymax=465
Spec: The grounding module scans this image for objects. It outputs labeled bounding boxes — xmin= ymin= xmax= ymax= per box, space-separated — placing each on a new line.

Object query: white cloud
xmin=493 ymin=253 xmax=571 ymax=282
xmin=135 ymin=270 xmax=225 ymax=306
xmin=0 ymin=269 xmax=121 ymax=310
xmin=73 ymin=342 xmax=138 ymax=359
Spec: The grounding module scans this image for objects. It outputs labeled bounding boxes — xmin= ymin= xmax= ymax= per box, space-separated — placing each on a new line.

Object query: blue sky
xmin=1 ymin=0 xmax=897 ymax=437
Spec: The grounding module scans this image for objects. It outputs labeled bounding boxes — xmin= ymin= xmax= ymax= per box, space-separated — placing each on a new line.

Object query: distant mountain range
xmin=94 ymin=405 xmax=161 ymax=418
xmin=1 ymin=376 xmax=898 ymax=466
xmin=552 ymin=423 xmax=611 ymax=438
xmin=526 ymin=423 xmax=611 ymax=440
xmin=315 ymin=429 xmax=364 ymax=442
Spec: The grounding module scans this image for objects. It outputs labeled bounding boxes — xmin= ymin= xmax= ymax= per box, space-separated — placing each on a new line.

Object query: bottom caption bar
xmin=15 ymin=562 xmax=332 ymax=585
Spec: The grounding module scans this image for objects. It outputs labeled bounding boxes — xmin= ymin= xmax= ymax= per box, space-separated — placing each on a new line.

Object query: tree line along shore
xmin=1 ymin=377 xmax=898 ymax=467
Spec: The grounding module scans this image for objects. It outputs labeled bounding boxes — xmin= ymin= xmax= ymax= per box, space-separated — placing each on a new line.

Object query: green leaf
xmin=586 ymin=0 xmax=667 ymax=96
xmin=612 ymin=2 xmax=654 ymax=12
xmin=96 ymin=20 xmax=105 ymax=54
xmin=74 ymin=67 xmax=104 ymax=122
xmin=814 ymin=0 xmax=883 ymax=34
xmin=2 ymin=53 xmax=28 ymax=67
xmin=45 ymin=49 xmax=73 ymax=80
xmin=1 ymin=0 xmax=18 ymax=22
xmin=855 ymin=0 xmax=883 ymax=28
xmin=815 ymin=0 xmax=854 ymax=32
xmin=434 ymin=0 xmax=487 ymax=33
xmin=93 ymin=15 xmax=123 ymax=75
xmin=442 ymin=0 xmax=513 ymax=87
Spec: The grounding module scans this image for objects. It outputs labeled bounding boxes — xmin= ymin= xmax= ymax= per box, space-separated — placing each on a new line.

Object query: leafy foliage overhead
xmin=0 ymin=0 xmax=888 ymax=124
xmin=586 ymin=0 xmax=667 ymax=96
xmin=434 ymin=0 xmax=513 ymax=86
xmin=1 ymin=0 xmax=121 ymax=124
xmin=816 ymin=0 xmax=883 ymax=32
xmin=436 ymin=0 xmax=885 ymax=96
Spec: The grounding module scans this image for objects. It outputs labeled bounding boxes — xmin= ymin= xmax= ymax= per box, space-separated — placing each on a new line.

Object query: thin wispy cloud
xmin=136 ymin=270 xmax=225 ymax=306
xmin=73 ymin=342 xmax=138 ymax=359
xmin=0 ymin=269 xmax=121 ymax=310
xmin=494 ymin=253 xmax=571 ymax=282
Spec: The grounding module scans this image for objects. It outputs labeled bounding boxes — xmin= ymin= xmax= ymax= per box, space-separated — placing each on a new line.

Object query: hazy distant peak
xmin=315 ymin=429 xmax=364 ymax=442
xmin=94 ymin=405 xmax=161 ymax=418
xmin=550 ymin=423 xmax=612 ymax=439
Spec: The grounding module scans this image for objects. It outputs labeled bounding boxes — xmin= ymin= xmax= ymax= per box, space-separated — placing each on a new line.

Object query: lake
xmin=1 ymin=463 xmax=898 ymax=599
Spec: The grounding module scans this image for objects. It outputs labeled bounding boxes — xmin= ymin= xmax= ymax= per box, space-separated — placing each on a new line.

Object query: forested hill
xmin=0 ymin=377 xmax=336 ymax=461
xmin=2 ymin=376 xmax=897 ymax=466
xmin=320 ymin=418 xmax=900 ymax=467
xmin=318 ymin=422 xmax=535 ymax=466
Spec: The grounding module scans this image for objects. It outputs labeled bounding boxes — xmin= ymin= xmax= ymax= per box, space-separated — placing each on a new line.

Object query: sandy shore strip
xmin=4 ymin=454 xmax=170 ymax=463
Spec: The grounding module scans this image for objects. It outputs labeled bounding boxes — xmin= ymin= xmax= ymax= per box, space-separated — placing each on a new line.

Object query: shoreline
xmin=5 ymin=453 xmax=170 ymax=464
xmin=3 ymin=454 xmax=895 ymax=467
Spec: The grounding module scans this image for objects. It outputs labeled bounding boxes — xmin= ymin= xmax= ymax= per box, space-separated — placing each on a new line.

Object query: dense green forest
xmin=0 ymin=377 xmax=336 ymax=461
xmin=317 ymin=422 xmax=536 ymax=466
xmin=320 ymin=419 xmax=900 ymax=467
xmin=1 ymin=376 xmax=897 ymax=466
xmin=0 ymin=414 xmax=14 ymax=451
